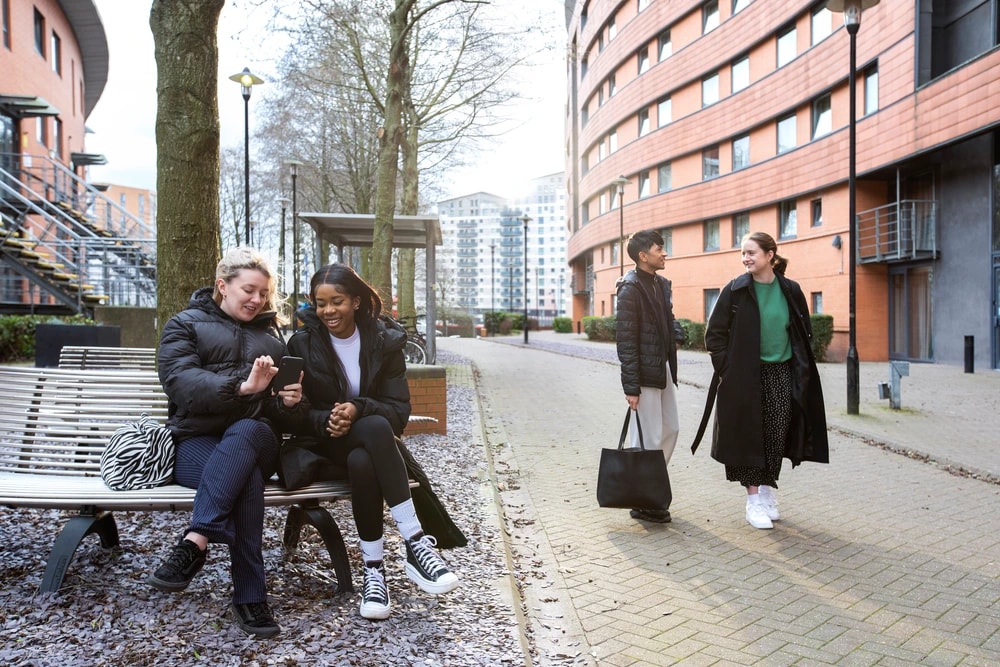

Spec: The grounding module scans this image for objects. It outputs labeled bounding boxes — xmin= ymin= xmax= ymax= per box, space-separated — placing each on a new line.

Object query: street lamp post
xmin=521 ymin=213 xmax=531 ymax=344
xmin=613 ymin=175 xmax=630 ymax=277
xmin=490 ymin=242 xmax=495 ymax=335
xmin=276 ymin=196 xmax=290 ymax=295
xmin=229 ymin=67 xmax=263 ymax=246
xmin=828 ymin=0 xmax=879 ymax=415
xmin=284 ymin=159 xmax=304 ymax=330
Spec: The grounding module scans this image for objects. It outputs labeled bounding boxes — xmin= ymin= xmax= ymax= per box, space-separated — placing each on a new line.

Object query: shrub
xmin=0 ymin=314 xmax=95 ymax=363
xmin=582 ymin=315 xmax=616 ymax=341
xmin=810 ymin=313 xmax=834 ymax=362
xmin=552 ymin=316 xmax=573 ymax=333
xmin=677 ymin=319 xmax=707 ymax=351
xmin=483 ymin=311 xmax=505 ymax=335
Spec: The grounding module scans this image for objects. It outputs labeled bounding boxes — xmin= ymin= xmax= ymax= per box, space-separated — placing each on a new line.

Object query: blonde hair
xmin=213 ymin=247 xmax=288 ymax=326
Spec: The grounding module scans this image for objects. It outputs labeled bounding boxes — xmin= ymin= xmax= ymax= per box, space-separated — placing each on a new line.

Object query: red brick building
xmin=565 ymin=0 xmax=1000 ymax=368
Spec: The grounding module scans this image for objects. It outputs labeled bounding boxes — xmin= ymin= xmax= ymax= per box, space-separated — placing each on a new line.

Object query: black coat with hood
xmin=616 ymin=268 xmax=685 ymax=395
xmin=157 ymin=287 xmax=309 ymax=440
xmin=692 ymin=272 xmax=829 ymax=469
xmin=286 ymin=309 xmax=411 ymax=439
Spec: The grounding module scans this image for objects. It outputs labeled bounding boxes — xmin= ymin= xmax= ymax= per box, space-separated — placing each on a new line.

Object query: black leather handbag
xmin=596 ymin=409 xmax=672 ymax=510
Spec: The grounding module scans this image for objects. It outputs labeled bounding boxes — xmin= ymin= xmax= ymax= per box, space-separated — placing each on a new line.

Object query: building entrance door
xmin=889 ymin=264 xmax=933 ymax=361
xmin=0 ymin=114 xmax=16 ymax=197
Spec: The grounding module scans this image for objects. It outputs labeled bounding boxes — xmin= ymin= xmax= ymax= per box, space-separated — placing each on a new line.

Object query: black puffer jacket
xmin=616 ymin=268 xmax=685 ymax=395
xmin=158 ymin=287 xmax=309 ymax=440
xmin=286 ymin=309 xmax=411 ymax=438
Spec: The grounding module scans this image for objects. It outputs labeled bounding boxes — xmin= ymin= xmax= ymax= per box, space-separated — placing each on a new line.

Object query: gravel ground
xmin=0 ymin=350 xmax=525 ymax=667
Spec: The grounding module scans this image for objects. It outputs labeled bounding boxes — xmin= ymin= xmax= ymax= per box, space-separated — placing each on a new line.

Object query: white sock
xmin=747 ymin=493 xmax=761 ymax=505
xmin=389 ymin=498 xmax=422 ymax=540
xmin=360 ymin=538 xmax=384 ymax=565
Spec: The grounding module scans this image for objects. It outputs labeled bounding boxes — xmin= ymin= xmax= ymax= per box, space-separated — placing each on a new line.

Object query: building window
xmin=662 ymin=228 xmax=673 ymax=256
xmin=33 ymin=8 xmax=45 ymax=56
xmin=599 ymin=192 xmax=607 ymax=214
xmin=608 ymin=16 xmax=617 ymax=41
xmin=598 ymin=141 xmax=606 ymax=161
xmin=598 ymin=32 xmax=604 ymax=53
xmin=733 ymin=0 xmax=751 ymax=13
xmin=702 ymin=146 xmax=720 ymax=180
xmin=657 ymin=96 xmax=672 ymax=127
xmin=811 ymin=7 xmax=833 ymax=45
xmin=864 ymin=63 xmax=879 ymax=115
xmin=36 ymin=117 xmax=48 ymax=147
xmin=581 ymin=203 xmax=590 ymax=226
xmin=638 ymin=0 xmax=650 ymax=11
xmin=53 ymin=117 xmax=62 ymax=158
xmin=811 ymin=292 xmax=823 ymax=314
xmin=637 ymin=46 xmax=650 ymax=74
xmin=702 ymin=72 xmax=720 ymax=107
xmin=582 ymin=105 xmax=589 ymax=127
xmin=2 ymin=0 xmax=9 ymax=50
xmin=733 ymin=212 xmax=750 ymax=246
xmin=51 ymin=31 xmax=61 ymax=75
xmin=705 ymin=288 xmax=721 ymax=321
xmin=598 ymin=86 xmax=604 ymax=107
xmin=704 ymin=218 xmax=721 ymax=251
xmin=732 ymin=134 xmax=750 ymax=170
xmin=779 ymin=200 xmax=798 ymax=238
xmin=658 ymin=30 xmax=672 ymax=61
xmin=703 ymin=1 xmax=720 ymax=34
xmin=812 ymin=93 xmax=832 ymax=139
xmin=732 ymin=55 xmax=750 ymax=93
xmin=610 ymin=241 xmax=619 ymax=268
xmin=581 ymin=53 xmax=588 ymax=78
xmin=638 ymin=170 xmax=651 ymax=198
xmin=608 ymin=130 xmax=618 ymax=153
xmin=657 ymin=162 xmax=672 ymax=193
xmin=608 ymin=73 xmax=616 ymax=97
xmin=638 ymin=109 xmax=650 ymax=136
xmin=777 ymin=24 xmax=797 ymax=67
xmin=777 ymin=114 xmax=796 ymax=153
xmin=610 ymin=184 xmax=621 ymax=209
xmin=811 ymin=198 xmax=823 ymax=227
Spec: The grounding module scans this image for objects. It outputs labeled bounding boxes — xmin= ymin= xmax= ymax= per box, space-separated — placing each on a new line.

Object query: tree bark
xmin=150 ymin=0 xmax=224 ymax=332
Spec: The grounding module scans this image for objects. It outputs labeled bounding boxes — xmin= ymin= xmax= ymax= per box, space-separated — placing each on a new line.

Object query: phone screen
xmin=271 ymin=356 xmax=304 ymax=391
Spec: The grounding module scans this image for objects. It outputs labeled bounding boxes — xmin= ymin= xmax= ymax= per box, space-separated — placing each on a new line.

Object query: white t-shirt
xmin=329 ymin=327 xmax=362 ymax=398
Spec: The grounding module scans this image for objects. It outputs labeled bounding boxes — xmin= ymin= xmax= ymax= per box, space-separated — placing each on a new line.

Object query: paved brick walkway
xmin=439 ymin=333 xmax=1000 ymax=666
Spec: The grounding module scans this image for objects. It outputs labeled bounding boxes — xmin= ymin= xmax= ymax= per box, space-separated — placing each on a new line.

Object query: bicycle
xmin=394 ymin=315 xmax=428 ymax=365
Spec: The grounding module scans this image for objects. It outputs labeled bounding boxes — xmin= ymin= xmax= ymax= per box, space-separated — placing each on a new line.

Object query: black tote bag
xmin=596 ymin=409 xmax=672 ymax=510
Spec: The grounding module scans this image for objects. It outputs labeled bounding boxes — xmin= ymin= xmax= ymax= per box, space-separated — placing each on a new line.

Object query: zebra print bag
xmin=100 ymin=413 xmax=176 ymax=491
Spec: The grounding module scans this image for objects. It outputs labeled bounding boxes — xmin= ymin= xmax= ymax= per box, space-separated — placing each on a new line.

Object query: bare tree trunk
xmin=150 ymin=0 xmax=224 ymax=331
xmin=371 ymin=0 xmax=414 ymax=305
xmin=396 ymin=98 xmax=420 ymax=329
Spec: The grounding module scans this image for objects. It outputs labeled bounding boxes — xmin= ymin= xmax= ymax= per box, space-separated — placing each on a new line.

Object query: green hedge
xmin=0 ymin=314 xmax=96 ymax=363
xmin=810 ymin=313 xmax=834 ymax=362
xmin=677 ymin=319 xmax=706 ymax=351
xmin=582 ymin=315 xmax=616 ymax=341
xmin=552 ymin=316 xmax=573 ymax=333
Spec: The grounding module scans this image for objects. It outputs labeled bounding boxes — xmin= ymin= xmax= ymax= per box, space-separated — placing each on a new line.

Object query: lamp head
xmin=613 ymin=174 xmax=629 ymax=194
xmin=229 ymin=67 xmax=264 ymax=99
xmin=284 ymin=158 xmax=304 ymax=177
xmin=825 ymin=0 xmax=880 ymax=27
xmin=520 ymin=214 xmax=531 ymax=227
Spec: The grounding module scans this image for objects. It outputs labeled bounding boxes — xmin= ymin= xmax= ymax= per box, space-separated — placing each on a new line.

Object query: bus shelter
xmin=296 ymin=212 xmax=442 ymax=364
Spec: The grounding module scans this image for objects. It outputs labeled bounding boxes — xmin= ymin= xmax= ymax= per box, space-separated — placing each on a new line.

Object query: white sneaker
xmin=758 ymin=485 xmax=780 ymax=521
xmin=745 ymin=498 xmax=774 ymax=529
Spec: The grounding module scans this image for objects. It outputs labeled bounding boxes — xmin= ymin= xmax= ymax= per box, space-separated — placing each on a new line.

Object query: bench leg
xmin=282 ymin=502 xmax=355 ymax=595
xmin=40 ymin=511 xmax=120 ymax=593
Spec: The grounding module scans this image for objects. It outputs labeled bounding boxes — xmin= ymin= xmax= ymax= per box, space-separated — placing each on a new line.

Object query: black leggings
xmin=326 ymin=414 xmax=410 ymax=541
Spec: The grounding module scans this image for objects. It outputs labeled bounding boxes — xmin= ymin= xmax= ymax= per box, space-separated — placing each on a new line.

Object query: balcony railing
xmin=856 ymin=200 xmax=938 ymax=264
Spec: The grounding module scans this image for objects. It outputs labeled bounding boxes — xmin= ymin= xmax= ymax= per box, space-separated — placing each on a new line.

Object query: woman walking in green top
xmin=693 ymin=231 xmax=829 ymax=529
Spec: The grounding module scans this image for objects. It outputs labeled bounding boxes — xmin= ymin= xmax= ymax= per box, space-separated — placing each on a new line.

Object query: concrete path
xmin=439 ymin=332 xmax=1000 ymax=666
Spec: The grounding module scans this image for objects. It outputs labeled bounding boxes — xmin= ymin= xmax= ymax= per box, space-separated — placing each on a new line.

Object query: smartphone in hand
xmin=270 ymin=356 xmax=304 ymax=392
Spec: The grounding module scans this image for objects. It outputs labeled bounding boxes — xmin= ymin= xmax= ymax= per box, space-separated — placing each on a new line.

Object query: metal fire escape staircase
xmin=0 ymin=154 xmax=157 ymax=316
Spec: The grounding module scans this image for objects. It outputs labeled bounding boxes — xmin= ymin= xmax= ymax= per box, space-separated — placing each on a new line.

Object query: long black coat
xmin=693 ymin=273 xmax=829 ymax=469
xmin=157 ymin=287 xmax=309 ymax=440
xmin=616 ymin=268 xmax=684 ymax=394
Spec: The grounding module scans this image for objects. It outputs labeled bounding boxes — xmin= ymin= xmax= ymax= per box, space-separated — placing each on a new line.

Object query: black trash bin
xmin=35 ymin=324 xmax=122 ymax=368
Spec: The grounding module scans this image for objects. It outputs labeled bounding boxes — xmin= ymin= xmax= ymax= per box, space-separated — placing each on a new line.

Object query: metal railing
xmin=856 ymin=199 xmax=938 ymax=263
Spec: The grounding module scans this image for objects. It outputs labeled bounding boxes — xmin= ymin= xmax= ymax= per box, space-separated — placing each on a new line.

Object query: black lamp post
xmin=229 ymin=67 xmax=263 ymax=246
xmin=521 ymin=213 xmax=531 ymax=344
xmin=489 ymin=242 xmax=495 ymax=334
xmin=276 ymin=196 xmax=290 ymax=294
xmin=613 ymin=175 xmax=630 ymax=277
xmin=828 ymin=0 xmax=879 ymax=415
xmin=284 ymin=159 xmax=303 ymax=330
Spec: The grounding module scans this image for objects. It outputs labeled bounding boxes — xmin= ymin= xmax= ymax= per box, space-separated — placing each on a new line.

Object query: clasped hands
xmin=238 ymin=355 xmax=304 ymax=408
xmin=326 ymin=402 xmax=357 ymax=438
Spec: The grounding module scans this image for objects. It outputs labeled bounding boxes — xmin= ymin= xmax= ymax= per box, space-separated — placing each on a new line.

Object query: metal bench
xmin=57 ymin=346 xmax=158 ymax=371
xmin=0 ymin=366 xmax=361 ymax=594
